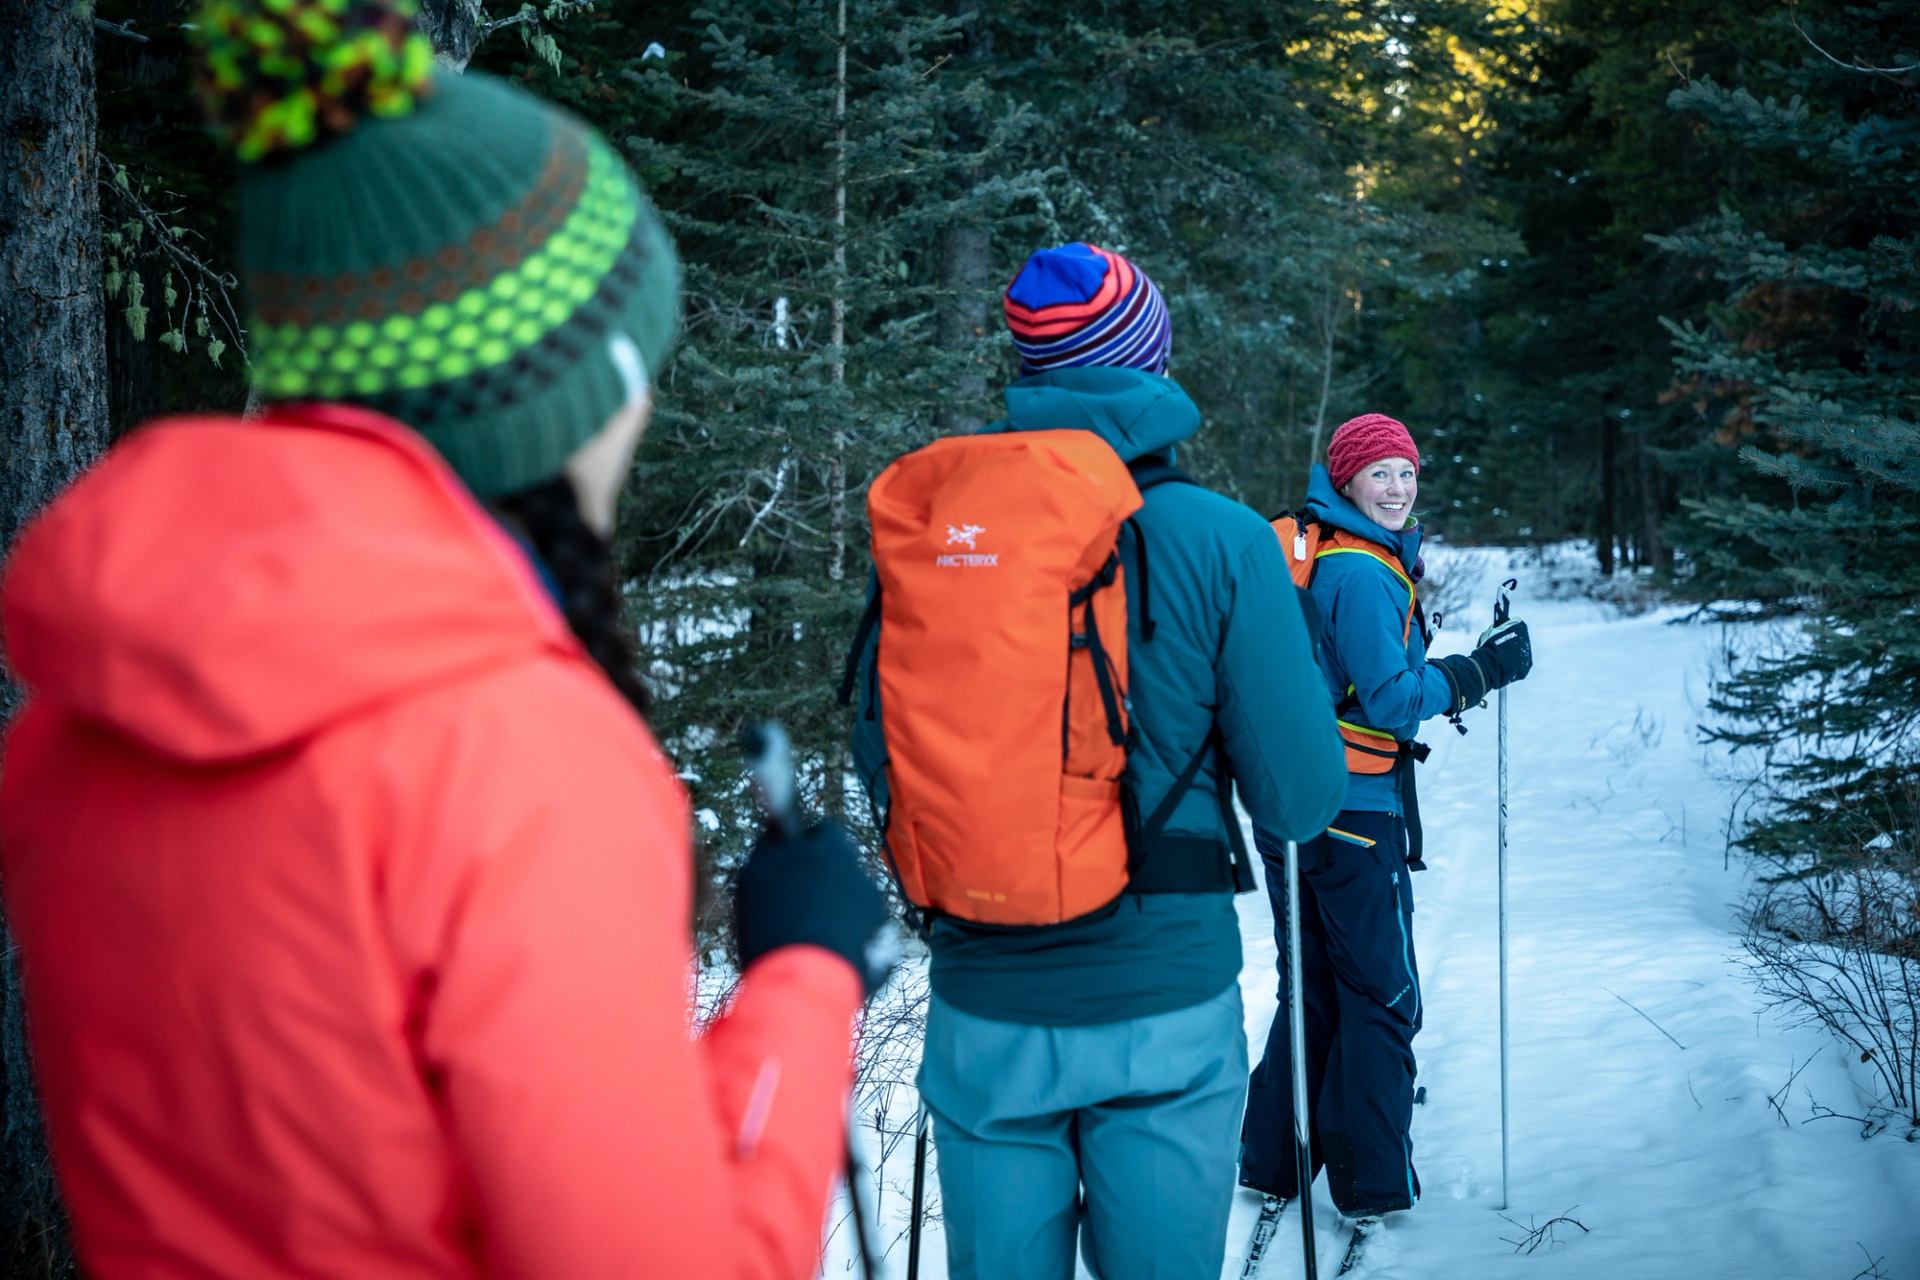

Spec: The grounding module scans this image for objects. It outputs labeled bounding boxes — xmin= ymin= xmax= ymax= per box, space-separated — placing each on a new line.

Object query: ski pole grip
xmin=738 ymin=721 xmax=802 ymax=839
xmin=1493 ymin=576 xmax=1517 ymax=627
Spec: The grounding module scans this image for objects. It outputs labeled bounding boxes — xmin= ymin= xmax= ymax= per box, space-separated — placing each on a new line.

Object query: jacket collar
xmin=993 ymin=365 xmax=1200 ymax=463
xmin=1304 ymin=464 xmax=1423 ymax=571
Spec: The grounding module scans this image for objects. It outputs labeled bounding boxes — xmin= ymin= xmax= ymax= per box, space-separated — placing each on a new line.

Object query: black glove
xmin=734 ymin=819 xmax=896 ymax=999
xmin=1432 ymin=619 xmax=1532 ymax=715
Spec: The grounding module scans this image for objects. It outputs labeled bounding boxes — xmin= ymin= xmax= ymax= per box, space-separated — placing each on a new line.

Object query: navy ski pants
xmin=1240 ymin=810 xmax=1421 ymax=1215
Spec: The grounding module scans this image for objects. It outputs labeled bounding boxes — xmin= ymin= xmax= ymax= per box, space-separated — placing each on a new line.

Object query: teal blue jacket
xmin=1301 ymin=465 xmax=1456 ymax=813
xmin=849 ymin=367 xmax=1347 ymax=1025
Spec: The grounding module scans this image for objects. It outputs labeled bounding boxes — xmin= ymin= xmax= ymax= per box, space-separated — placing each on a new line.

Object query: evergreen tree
xmin=1445 ymin=0 xmax=1795 ymax=558
xmin=484 ymin=0 xmax=1534 ymax=904
xmin=960 ymin=1 xmax=1520 ymax=516
xmin=608 ymin=0 xmax=1047 ymax=917
xmin=1652 ymin=2 xmax=1920 ymax=871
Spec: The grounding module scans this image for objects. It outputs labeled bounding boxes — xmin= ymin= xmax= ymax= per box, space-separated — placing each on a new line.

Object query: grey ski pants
xmin=918 ymin=983 xmax=1247 ymax=1280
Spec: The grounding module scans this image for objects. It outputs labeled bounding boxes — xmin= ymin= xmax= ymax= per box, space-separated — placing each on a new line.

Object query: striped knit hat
xmin=1002 ymin=243 xmax=1171 ymax=377
xmin=191 ymin=0 xmax=680 ymax=499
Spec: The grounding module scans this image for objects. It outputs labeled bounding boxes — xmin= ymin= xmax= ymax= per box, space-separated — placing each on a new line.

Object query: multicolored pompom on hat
xmin=1002 ymin=243 xmax=1171 ymax=378
xmin=191 ymin=0 xmax=680 ymax=499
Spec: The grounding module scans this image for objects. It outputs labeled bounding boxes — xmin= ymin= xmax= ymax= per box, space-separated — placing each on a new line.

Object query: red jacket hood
xmin=2 ymin=405 xmax=577 ymax=763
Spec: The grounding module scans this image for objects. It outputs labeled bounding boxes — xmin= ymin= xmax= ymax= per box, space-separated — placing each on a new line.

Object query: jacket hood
xmin=1304 ymin=464 xmax=1424 ymax=571
xmin=1 ymin=405 xmax=575 ymax=763
xmin=998 ymin=366 xmax=1200 ymax=462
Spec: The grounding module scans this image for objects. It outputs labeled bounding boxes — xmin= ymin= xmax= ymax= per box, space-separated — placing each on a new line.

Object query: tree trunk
xmin=1636 ymin=430 xmax=1666 ymax=572
xmin=414 ymin=0 xmax=483 ymax=71
xmin=1 ymin=3 xmax=111 ymax=596
xmin=937 ymin=224 xmax=992 ymax=435
xmin=826 ymin=0 xmax=848 ymax=585
xmin=1304 ymin=282 xmax=1340 ymax=490
xmin=2 ymin=3 xmax=110 ymax=1271
xmin=820 ymin=0 xmax=852 ymax=815
xmin=935 ymin=0 xmax=992 ymax=436
xmin=1597 ymin=414 xmax=1618 ymax=577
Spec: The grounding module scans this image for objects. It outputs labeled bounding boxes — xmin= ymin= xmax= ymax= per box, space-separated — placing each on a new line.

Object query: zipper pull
xmin=1292 ymin=530 xmax=1307 ymax=562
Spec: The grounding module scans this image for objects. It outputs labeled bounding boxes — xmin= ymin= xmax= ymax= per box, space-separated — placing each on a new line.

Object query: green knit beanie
xmin=192 ymin=0 xmax=681 ymax=498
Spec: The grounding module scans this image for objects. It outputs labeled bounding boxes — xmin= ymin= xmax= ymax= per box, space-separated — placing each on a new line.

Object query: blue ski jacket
xmin=849 ymin=366 xmax=1347 ymax=1026
xmin=1301 ymin=464 xmax=1456 ymax=813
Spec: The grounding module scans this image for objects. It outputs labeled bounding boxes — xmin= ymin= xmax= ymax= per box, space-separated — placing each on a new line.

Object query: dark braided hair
xmin=493 ymin=475 xmax=652 ymax=719
xmin=496 ymin=475 xmax=715 ymax=932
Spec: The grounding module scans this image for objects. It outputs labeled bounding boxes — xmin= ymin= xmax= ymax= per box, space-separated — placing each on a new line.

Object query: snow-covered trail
xmin=1224 ymin=548 xmax=1920 ymax=1280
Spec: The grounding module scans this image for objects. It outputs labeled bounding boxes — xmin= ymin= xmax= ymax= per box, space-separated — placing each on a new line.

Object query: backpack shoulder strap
xmin=1119 ymin=454 xmax=1193 ymax=644
xmin=1315 ymin=530 xmax=1415 ymax=645
xmin=1269 ymin=510 xmax=1320 ymax=589
xmin=836 ymin=574 xmax=883 ymax=707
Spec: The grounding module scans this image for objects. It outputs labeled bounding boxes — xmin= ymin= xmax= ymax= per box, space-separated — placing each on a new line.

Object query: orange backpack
xmin=1270 ymin=513 xmax=1416 ymax=776
xmin=853 ymin=430 xmax=1147 ymax=927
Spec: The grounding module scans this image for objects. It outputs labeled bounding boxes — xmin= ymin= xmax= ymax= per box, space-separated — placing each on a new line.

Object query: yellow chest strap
xmin=1314 ymin=545 xmax=1415 ymax=645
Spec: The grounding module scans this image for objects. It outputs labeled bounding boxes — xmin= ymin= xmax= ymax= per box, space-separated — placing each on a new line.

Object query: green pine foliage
xmin=598 ymin=0 xmax=1053 ymax=911
xmin=1650 ymin=3 xmax=1919 ymax=875
xmin=1441 ymin=0 xmax=1800 ymax=556
xmin=514 ymin=0 xmax=1531 ymax=923
xmin=970 ymin=2 xmax=1520 ymax=513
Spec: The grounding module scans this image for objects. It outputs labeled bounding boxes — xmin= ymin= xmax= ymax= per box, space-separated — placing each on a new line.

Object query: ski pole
xmin=1492 ymin=579 xmax=1516 ymax=1211
xmin=740 ymin=722 xmax=878 ymax=1280
xmin=906 ymin=1100 xmax=931 ymax=1280
xmin=1284 ymin=838 xmax=1320 ymax=1280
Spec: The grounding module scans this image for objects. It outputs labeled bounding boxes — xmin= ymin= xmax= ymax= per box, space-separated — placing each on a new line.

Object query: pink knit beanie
xmin=1327 ymin=413 xmax=1420 ymax=490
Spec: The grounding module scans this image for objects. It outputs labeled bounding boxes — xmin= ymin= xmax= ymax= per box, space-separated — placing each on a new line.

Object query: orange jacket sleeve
xmin=384 ymin=661 xmax=861 ymax=1278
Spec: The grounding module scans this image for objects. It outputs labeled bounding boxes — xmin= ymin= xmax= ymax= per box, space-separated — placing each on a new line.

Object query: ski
xmin=1238 ymin=1195 xmax=1289 ymax=1278
xmin=1335 ymin=1217 xmax=1379 ymax=1275
xmin=1323 ymin=1085 xmax=1417 ymax=1276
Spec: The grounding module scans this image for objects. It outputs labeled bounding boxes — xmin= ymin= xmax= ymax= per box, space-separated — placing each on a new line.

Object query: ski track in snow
xmin=824 ymin=545 xmax=1920 ymax=1280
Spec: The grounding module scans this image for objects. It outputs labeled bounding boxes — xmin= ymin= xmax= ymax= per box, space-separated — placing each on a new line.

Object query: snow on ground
xmin=825 ymin=544 xmax=1920 ymax=1279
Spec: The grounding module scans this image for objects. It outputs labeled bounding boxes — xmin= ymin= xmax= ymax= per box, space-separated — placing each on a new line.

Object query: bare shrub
xmin=845 ymin=964 xmax=934 ymax=1268
xmin=1498 ymin=1207 xmax=1591 ymax=1254
xmin=1742 ymin=863 xmax=1920 ymax=1130
xmin=1413 ymin=545 xmax=1484 ymax=629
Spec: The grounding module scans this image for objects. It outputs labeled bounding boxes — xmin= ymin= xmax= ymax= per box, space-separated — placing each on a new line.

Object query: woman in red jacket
xmin=0 ymin=3 xmax=889 ymax=1276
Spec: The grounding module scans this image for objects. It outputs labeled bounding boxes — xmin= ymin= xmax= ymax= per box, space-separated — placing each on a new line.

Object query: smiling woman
xmin=1239 ymin=410 xmax=1535 ymax=1225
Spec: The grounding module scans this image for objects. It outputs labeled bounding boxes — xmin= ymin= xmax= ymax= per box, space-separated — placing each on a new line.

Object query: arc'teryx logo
xmin=938 ymin=521 xmax=997 ymax=568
